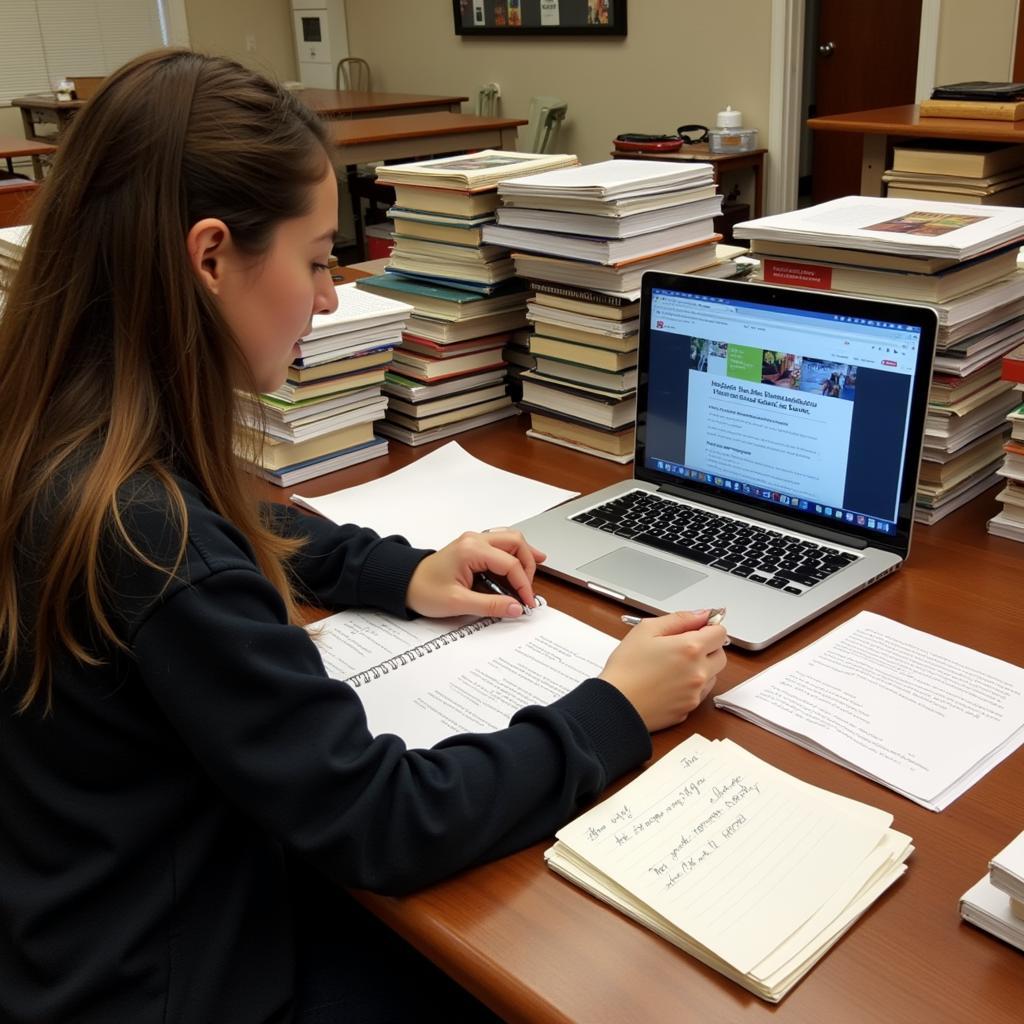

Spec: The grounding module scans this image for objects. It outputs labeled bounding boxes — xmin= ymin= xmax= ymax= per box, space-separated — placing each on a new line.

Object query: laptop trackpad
xmin=579 ymin=548 xmax=706 ymax=600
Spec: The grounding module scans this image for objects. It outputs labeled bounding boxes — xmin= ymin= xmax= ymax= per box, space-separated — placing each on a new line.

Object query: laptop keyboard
xmin=570 ymin=489 xmax=860 ymax=595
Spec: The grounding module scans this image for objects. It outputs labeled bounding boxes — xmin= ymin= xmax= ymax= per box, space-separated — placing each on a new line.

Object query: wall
xmin=184 ymin=0 xmax=297 ymax=82
xmin=343 ymin=0 xmax=773 ymax=168
xmin=935 ymin=0 xmax=1017 ymax=84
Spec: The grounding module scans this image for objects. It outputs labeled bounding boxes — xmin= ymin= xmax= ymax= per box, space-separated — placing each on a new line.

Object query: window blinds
xmin=0 ymin=1 xmax=169 ymax=104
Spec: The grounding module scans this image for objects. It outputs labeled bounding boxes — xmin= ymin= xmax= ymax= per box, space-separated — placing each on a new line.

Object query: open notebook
xmin=545 ymin=734 xmax=912 ymax=1002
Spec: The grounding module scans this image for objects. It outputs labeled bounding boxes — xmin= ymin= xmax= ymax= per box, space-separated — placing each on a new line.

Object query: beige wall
xmin=344 ymin=0 xmax=773 ymax=168
xmin=935 ymin=0 xmax=1017 ymax=85
xmin=183 ymin=0 xmax=297 ymax=83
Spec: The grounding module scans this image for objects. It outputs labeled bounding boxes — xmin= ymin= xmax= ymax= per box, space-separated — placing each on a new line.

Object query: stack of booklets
xmin=0 ymin=224 xmax=29 ymax=296
xmin=960 ymin=830 xmax=1024 ymax=953
xmin=240 ymin=284 xmax=411 ymax=486
xmin=736 ymin=196 xmax=1024 ymax=523
xmin=545 ymin=733 xmax=912 ymax=1002
xmin=484 ymin=160 xmax=723 ymax=461
xmin=882 ymin=141 xmax=1024 ymax=206
xmin=987 ymin=342 xmax=1024 ymax=540
xmin=364 ymin=150 xmax=578 ymax=445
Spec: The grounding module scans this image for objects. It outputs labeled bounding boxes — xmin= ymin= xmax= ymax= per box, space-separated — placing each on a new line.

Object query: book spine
xmin=347 ymin=617 xmax=499 ymax=688
xmin=529 ymin=280 xmax=629 ymax=307
xmin=919 ymin=99 xmax=1024 ymax=121
xmin=761 ymin=259 xmax=834 ymax=290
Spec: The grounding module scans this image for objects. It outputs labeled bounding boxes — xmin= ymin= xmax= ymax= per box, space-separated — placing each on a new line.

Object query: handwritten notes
xmin=546 ymin=735 xmax=911 ymax=1001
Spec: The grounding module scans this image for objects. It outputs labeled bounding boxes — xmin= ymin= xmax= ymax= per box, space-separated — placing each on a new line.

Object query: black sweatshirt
xmin=0 ymin=475 xmax=651 ymax=1023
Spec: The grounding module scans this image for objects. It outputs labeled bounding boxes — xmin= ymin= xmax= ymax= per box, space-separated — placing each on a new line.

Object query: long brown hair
xmin=0 ymin=50 xmax=332 ymax=711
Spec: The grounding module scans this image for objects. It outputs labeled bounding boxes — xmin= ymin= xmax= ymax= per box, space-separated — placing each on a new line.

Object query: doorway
xmin=801 ymin=0 xmax=923 ymax=205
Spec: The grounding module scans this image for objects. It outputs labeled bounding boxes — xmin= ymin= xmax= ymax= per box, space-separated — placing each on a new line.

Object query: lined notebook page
xmin=553 ymin=735 xmax=893 ymax=974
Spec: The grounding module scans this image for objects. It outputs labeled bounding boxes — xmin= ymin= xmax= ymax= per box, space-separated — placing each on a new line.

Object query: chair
xmin=336 ymin=57 xmax=371 ymax=92
xmin=475 ymin=83 xmax=500 ymax=117
xmin=522 ymin=96 xmax=568 ymax=153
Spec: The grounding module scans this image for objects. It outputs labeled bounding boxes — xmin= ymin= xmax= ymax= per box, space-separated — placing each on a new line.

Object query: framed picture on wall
xmin=453 ymin=0 xmax=627 ymax=36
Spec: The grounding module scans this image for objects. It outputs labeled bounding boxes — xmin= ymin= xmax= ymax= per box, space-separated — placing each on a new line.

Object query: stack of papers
xmin=546 ymin=734 xmax=912 ymax=1002
xmin=734 ymin=196 xmax=1024 ymax=260
xmin=0 ymin=224 xmax=30 ymax=294
xmin=960 ymin=830 xmax=1024 ymax=952
xmin=715 ymin=611 xmax=1024 ymax=811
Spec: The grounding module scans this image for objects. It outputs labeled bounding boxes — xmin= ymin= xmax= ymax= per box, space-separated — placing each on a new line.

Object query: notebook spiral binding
xmin=348 ymin=617 xmax=499 ymax=688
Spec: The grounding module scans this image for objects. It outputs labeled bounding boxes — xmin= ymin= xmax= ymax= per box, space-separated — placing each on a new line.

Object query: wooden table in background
xmin=11 ymin=95 xmax=82 ymax=144
xmin=808 ymin=103 xmax=1024 ymax=196
xmin=296 ymin=89 xmax=467 ymax=119
xmin=260 ymin=414 xmax=1024 ymax=1024
xmin=0 ymin=135 xmax=56 ymax=181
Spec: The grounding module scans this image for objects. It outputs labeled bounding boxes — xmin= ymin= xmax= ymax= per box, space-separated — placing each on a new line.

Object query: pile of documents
xmin=714 ymin=610 xmax=1024 ymax=812
xmin=240 ymin=283 xmax=410 ymax=485
xmin=736 ymin=196 xmax=1024 ymax=523
xmin=484 ymin=160 xmax=725 ymax=461
xmin=365 ymin=150 xmax=577 ymax=445
xmin=960 ymin=830 xmax=1024 ymax=952
xmin=546 ymin=733 xmax=913 ymax=1002
xmin=987 ymin=342 xmax=1024 ymax=541
xmin=0 ymin=224 xmax=29 ymax=296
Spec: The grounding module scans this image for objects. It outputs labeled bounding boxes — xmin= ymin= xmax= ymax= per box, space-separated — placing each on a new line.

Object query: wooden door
xmin=811 ymin=0 xmax=922 ymax=203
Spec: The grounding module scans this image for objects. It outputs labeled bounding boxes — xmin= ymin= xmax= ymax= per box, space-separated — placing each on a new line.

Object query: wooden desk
xmin=11 ymin=95 xmax=83 ymax=144
xmin=0 ymin=135 xmax=56 ymax=181
xmin=296 ymin=89 xmax=467 ymax=119
xmin=808 ymin=103 xmax=1024 ymax=197
xmin=610 ymin=144 xmax=767 ymax=219
xmin=270 ymin=414 xmax=1024 ymax=1024
xmin=324 ymin=111 xmax=526 ymax=166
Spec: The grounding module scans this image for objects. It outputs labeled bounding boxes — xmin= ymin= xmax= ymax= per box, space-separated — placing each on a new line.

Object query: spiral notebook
xmin=307 ymin=602 xmax=617 ymax=748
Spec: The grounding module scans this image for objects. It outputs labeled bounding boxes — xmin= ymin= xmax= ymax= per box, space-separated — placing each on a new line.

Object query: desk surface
xmin=808 ymin=103 xmax=1024 ymax=143
xmin=268 ymin=413 xmax=1024 ymax=1024
xmin=0 ymin=134 xmax=57 ymax=159
xmin=295 ymin=89 xmax=468 ymax=116
xmin=324 ymin=111 xmax=527 ymax=147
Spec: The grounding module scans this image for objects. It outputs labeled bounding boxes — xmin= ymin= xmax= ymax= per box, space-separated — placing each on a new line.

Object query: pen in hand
xmin=622 ymin=608 xmax=726 ymax=627
xmin=474 ymin=572 xmax=533 ymax=616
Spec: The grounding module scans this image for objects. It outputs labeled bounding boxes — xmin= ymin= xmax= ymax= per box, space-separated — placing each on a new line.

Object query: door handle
xmin=818 ymin=41 xmax=836 ymax=57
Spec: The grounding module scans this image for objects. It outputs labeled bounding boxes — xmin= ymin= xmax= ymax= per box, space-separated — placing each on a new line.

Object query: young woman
xmin=0 ymin=51 xmax=727 ymax=1023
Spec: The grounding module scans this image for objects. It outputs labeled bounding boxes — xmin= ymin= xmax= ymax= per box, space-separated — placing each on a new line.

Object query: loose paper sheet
xmin=715 ymin=610 xmax=1024 ymax=809
xmin=292 ymin=441 xmax=578 ymax=550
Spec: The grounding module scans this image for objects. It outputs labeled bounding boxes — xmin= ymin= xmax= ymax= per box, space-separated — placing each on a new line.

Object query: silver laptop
xmin=513 ymin=272 xmax=937 ymax=649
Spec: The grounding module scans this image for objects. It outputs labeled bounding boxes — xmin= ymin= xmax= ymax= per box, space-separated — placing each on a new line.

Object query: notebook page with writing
xmin=549 ymin=735 xmax=894 ymax=976
xmin=309 ymin=605 xmax=616 ymax=749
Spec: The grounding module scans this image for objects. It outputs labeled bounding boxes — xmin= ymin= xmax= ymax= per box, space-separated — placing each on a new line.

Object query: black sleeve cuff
xmin=546 ymin=678 xmax=652 ymax=784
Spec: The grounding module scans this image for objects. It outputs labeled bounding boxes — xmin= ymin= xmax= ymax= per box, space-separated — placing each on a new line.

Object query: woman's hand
xmin=406 ymin=530 xmax=546 ymax=619
xmin=600 ymin=610 xmax=728 ymax=733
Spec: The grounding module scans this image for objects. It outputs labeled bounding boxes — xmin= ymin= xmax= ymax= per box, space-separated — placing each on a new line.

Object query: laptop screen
xmin=636 ymin=275 xmax=937 ymax=548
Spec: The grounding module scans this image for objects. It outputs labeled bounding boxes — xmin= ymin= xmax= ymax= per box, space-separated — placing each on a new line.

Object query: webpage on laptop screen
xmin=644 ymin=288 xmax=922 ymax=538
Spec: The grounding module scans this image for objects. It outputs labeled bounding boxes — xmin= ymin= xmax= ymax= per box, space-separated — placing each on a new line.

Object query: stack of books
xmin=484 ymin=160 xmax=724 ymax=461
xmin=240 ymin=283 xmax=411 ymax=486
xmin=882 ymin=141 xmax=1024 ymax=206
xmin=987 ymin=342 xmax=1024 ymax=540
xmin=736 ymin=196 xmax=1024 ymax=523
xmin=0 ymin=224 xmax=29 ymax=296
xmin=363 ymin=149 xmax=578 ymax=445
xmin=960 ymin=829 xmax=1024 ymax=953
